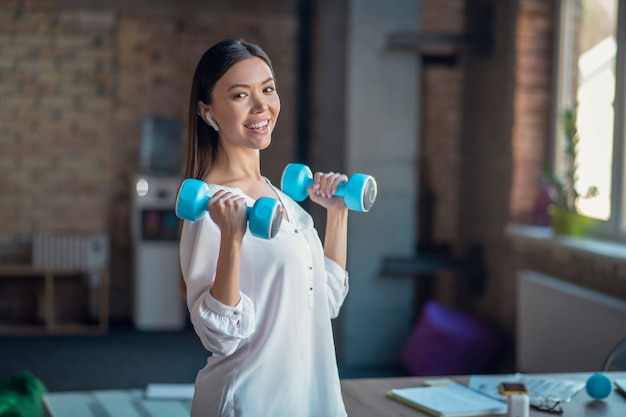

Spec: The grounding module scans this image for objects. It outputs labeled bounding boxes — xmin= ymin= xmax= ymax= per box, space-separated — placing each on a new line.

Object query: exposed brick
xmin=0 ymin=0 xmax=298 ymax=322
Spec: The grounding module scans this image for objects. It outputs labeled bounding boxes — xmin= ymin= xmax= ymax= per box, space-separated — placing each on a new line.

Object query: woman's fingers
xmin=208 ymin=190 xmax=248 ymax=237
xmin=313 ymin=172 xmax=348 ymax=198
xmin=309 ymin=171 xmax=349 ymax=209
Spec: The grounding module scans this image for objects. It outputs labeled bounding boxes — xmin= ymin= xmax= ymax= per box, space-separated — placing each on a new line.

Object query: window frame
xmin=612 ymin=0 xmax=626 ymax=240
xmin=555 ymin=0 xmax=626 ymax=241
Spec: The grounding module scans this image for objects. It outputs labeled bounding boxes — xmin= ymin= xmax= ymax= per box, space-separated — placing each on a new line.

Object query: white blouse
xmin=179 ymin=181 xmax=349 ymax=417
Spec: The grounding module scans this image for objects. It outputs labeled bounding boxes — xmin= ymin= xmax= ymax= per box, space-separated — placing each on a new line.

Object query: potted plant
xmin=541 ymin=108 xmax=597 ymax=236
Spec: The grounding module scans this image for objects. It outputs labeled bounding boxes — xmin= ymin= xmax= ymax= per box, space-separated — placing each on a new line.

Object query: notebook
xmin=387 ymin=383 xmax=507 ymax=417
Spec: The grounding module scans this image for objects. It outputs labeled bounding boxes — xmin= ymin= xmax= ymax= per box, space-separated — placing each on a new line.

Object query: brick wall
xmin=418 ymin=1 xmax=464 ymax=246
xmin=509 ymin=232 xmax=626 ymax=301
xmin=501 ymin=0 xmax=560 ymax=333
xmin=0 ymin=0 xmax=298 ymax=320
xmin=458 ymin=0 xmax=521 ymax=333
xmin=417 ymin=0 xmax=557 ymax=336
xmin=511 ymin=0 xmax=555 ymax=223
xmin=508 ymin=0 xmax=626 ymax=330
xmin=415 ymin=0 xmax=466 ymax=310
xmin=0 ymin=2 xmax=115 ymax=260
xmin=2 ymin=0 xmax=599 ymax=346
xmin=416 ymin=0 xmax=620 ymax=351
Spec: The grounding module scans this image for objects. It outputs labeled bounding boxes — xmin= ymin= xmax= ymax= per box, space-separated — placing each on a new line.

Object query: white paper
xmin=144 ymin=383 xmax=195 ymax=400
xmin=469 ymin=373 xmax=584 ymax=406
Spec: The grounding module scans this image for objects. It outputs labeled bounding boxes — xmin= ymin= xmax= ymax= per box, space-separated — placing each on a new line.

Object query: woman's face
xmin=207 ymin=57 xmax=280 ymax=152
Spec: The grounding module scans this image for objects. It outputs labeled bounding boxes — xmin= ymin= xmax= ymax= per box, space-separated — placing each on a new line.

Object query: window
xmin=556 ymin=0 xmax=626 ymax=239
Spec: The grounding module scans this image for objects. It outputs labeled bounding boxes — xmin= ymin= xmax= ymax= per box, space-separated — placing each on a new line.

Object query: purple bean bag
xmin=400 ymin=300 xmax=504 ymax=376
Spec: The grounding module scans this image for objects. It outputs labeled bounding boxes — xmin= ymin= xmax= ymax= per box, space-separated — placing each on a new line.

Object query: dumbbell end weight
xmin=248 ymin=197 xmax=284 ymax=239
xmin=281 ymin=163 xmax=312 ymax=202
xmin=175 ymin=178 xmax=210 ymax=221
xmin=341 ymin=174 xmax=377 ymax=212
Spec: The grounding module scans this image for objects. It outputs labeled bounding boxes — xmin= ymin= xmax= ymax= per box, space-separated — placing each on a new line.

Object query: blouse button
xmin=294 ymin=228 xmax=299 ymax=233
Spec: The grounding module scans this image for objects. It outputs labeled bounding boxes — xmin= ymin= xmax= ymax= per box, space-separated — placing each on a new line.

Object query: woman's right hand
xmin=208 ymin=190 xmax=248 ymax=241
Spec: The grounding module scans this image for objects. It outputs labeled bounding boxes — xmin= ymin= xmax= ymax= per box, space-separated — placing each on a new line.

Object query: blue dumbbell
xmin=281 ymin=163 xmax=377 ymax=212
xmin=175 ymin=178 xmax=283 ymax=239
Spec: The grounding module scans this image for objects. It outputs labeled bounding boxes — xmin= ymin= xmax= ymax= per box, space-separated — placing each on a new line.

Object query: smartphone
xmin=498 ymin=382 xmax=529 ymax=396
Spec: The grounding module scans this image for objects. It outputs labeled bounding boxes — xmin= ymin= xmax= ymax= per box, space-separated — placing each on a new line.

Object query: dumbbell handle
xmin=301 ymin=177 xmax=350 ymax=198
xmin=175 ymin=178 xmax=283 ymax=239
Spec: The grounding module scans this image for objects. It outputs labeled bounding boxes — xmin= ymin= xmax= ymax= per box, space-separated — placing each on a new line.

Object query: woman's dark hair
xmin=185 ymin=39 xmax=273 ymax=181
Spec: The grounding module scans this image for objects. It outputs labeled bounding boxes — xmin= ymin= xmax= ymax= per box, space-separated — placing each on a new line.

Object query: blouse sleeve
xmin=324 ymin=256 xmax=349 ymax=319
xmin=179 ymin=217 xmax=256 ymax=357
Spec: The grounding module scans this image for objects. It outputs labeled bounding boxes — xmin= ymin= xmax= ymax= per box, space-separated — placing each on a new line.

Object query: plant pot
xmin=549 ymin=207 xmax=589 ymax=236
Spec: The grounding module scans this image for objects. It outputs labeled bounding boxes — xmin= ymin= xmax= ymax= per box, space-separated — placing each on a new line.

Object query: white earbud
xmin=205 ymin=112 xmax=219 ymax=132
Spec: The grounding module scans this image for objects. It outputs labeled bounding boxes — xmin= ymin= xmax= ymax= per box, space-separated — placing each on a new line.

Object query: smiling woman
xmin=177 ymin=39 xmax=353 ymax=417
xmin=198 ymin=56 xmax=280 ymax=156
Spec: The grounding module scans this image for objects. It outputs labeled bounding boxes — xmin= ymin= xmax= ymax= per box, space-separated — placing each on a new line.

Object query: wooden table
xmin=44 ymin=372 xmax=626 ymax=417
xmin=341 ymin=373 xmax=626 ymax=417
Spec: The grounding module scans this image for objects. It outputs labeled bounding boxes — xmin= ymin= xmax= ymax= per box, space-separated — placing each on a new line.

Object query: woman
xmin=179 ymin=39 xmax=350 ymax=417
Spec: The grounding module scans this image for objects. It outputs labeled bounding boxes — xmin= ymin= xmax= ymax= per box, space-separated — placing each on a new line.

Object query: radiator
xmin=516 ymin=270 xmax=626 ymax=373
xmin=32 ymin=233 xmax=109 ymax=270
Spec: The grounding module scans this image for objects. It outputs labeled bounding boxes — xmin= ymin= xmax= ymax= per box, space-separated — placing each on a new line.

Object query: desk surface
xmin=44 ymin=372 xmax=626 ymax=417
xmin=341 ymin=372 xmax=626 ymax=417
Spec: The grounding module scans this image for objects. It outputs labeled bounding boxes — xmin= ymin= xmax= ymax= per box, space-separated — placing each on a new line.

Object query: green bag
xmin=0 ymin=372 xmax=47 ymax=417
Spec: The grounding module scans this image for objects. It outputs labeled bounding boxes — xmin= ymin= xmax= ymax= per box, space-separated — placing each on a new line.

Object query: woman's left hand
xmin=307 ymin=171 xmax=349 ymax=210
